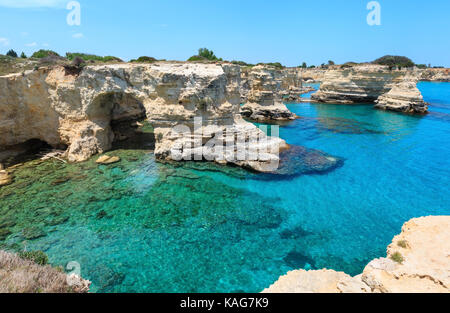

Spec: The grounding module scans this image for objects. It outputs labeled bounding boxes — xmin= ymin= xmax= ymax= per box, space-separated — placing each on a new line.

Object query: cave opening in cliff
xmin=0 ymin=139 xmax=62 ymax=168
xmin=92 ymin=92 xmax=156 ymax=151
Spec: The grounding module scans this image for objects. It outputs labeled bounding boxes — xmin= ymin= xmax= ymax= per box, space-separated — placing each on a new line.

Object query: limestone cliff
xmin=0 ymin=63 xmax=287 ymax=172
xmin=375 ymin=77 xmax=428 ymax=114
xmin=420 ymin=68 xmax=450 ymax=82
xmin=240 ymin=65 xmax=299 ymax=122
xmin=263 ymin=216 xmax=450 ymax=293
xmin=311 ymin=64 xmax=407 ymax=104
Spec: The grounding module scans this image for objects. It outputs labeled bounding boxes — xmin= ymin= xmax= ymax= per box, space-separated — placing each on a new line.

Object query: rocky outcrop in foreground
xmin=311 ymin=64 xmax=428 ymax=114
xmin=263 ymin=216 xmax=450 ymax=293
xmin=0 ymin=250 xmax=90 ymax=293
xmin=0 ymin=63 xmax=287 ymax=172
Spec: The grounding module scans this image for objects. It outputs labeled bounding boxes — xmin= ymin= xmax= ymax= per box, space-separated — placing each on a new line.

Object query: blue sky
xmin=0 ymin=0 xmax=449 ymax=67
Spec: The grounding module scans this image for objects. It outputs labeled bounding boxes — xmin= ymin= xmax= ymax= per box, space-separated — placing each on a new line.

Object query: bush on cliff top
xmin=31 ymin=49 xmax=60 ymax=59
xmin=130 ymin=56 xmax=158 ymax=63
xmin=66 ymin=52 xmax=123 ymax=63
xmin=373 ymin=55 xmax=415 ymax=68
xmin=258 ymin=62 xmax=284 ymax=69
xmin=188 ymin=48 xmax=223 ymax=62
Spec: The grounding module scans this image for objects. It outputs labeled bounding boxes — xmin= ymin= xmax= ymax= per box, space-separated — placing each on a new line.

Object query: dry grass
xmin=0 ymin=250 xmax=90 ymax=293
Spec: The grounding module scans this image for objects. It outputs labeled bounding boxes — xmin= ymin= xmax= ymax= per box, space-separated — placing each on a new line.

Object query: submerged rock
xmin=22 ymin=226 xmax=46 ymax=240
xmin=266 ymin=145 xmax=343 ymax=178
xmin=96 ymin=155 xmax=121 ymax=165
xmin=0 ymin=170 xmax=12 ymax=187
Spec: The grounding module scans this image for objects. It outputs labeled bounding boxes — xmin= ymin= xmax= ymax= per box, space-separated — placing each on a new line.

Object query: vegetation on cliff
xmin=66 ymin=52 xmax=123 ymax=63
xmin=373 ymin=55 xmax=415 ymax=68
xmin=188 ymin=48 xmax=223 ymax=62
xmin=31 ymin=49 xmax=60 ymax=59
xmin=130 ymin=56 xmax=158 ymax=63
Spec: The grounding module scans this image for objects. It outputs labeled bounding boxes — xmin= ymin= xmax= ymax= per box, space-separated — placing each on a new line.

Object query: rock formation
xmin=311 ymin=64 xmax=406 ymax=104
xmin=375 ymin=77 xmax=428 ymax=114
xmin=420 ymin=68 xmax=450 ymax=82
xmin=240 ymin=65 xmax=299 ymax=121
xmin=0 ymin=63 xmax=287 ymax=172
xmin=263 ymin=216 xmax=450 ymax=293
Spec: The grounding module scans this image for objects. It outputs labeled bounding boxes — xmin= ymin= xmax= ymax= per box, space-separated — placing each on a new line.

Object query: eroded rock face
xmin=311 ymin=65 xmax=428 ymax=114
xmin=311 ymin=64 xmax=407 ymax=104
xmin=240 ymin=65 xmax=299 ymax=121
xmin=375 ymin=78 xmax=428 ymax=114
xmin=263 ymin=216 xmax=450 ymax=293
xmin=420 ymin=68 xmax=450 ymax=82
xmin=0 ymin=63 xmax=287 ymax=172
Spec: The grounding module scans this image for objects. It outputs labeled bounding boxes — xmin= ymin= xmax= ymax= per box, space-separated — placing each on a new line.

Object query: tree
xmin=6 ymin=49 xmax=18 ymax=58
xmin=373 ymin=55 xmax=415 ymax=68
xmin=328 ymin=60 xmax=335 ymax=66
xmin=301 ymin=62 xmax=307 ymax=68
xmin=20 ymin=52 xmax=27 ymax=58
xmin=188 ymin=48 xmax=223 ymax=62
xmin=198 ymin=48 xmax=218 ymax=60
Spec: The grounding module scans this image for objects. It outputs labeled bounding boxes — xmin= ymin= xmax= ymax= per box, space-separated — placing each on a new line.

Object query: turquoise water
xmin=0 ymin=82 xmax=449 ymax=292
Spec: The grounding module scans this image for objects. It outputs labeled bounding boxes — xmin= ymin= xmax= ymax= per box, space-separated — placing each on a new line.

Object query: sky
xmin=0 ymin=0 xmax=449 ymax=67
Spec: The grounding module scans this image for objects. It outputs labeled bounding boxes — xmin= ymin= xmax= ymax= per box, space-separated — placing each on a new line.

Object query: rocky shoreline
xmin=0 ymin=61 xmax=441 ymax=172
xmin=263 ymin=216 xmax=450 ymax=293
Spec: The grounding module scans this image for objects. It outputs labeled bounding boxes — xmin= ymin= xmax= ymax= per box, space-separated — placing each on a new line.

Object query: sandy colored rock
xmin=96 ymin=155 xmax=121 ymax=165
xmin=375 ymin=78 xmax=428 ymax=114
xmin=262 ymin=269 xmax=370 ymax=293
xmin=240 ymin=65 xmax=299 ymax=121
xmin=0 ymin=170 xmax=12 ymax=187
xmin=361 ymin=216 xmax=450 ymax=293
xmin=0 ymin=62 xmax=286 ymax=172
xmin=311 ymin=64 xmax=427 ymax=114
xmin=264 ymin=216 xmax=450 ymax=293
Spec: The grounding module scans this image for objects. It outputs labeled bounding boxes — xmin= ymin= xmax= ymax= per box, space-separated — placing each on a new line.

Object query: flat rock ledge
xmin=263 ymin=216 xmax=450 ymax=293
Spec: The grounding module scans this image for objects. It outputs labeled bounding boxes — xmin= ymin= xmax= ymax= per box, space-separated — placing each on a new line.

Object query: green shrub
xmin=66 ymin=52 xmax=122 ymax=63
xmin=257 ymin=62 xmax=284 ymax=69
xmin=188 ymin=55 xmax=208 ymax=62
xmin=328 ymin=60 xmax=335 ymax=65
xmin=188 ymin=48 xmax=222 ymax=62
xmin=130 ymin=56 xmax=157 ymax=63
xmin=6 ymin=49 xmax=18 ymax=58
xmin=390 ymin=251 xmax=404 ymax=264
xmin=19 ymin=251 xmax=49 ymax=266
xmin=300 ymin=62 xmax=307 ymax=68
xmin=20 ymin=52 xmax=27 ymax=58
xmin=31 ymin=49 xmax=60 ymax=59
xmin=231 ymin=60 xmax=254 ymax=67
xmin=397 ymin=240 xmax=408 ymax=248
xmin=373 ymin=55 xmax=415 ymax=68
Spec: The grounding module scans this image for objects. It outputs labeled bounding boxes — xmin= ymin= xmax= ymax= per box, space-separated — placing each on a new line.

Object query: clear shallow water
xmin=1 ymin=82 xmax=450 ymax=292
